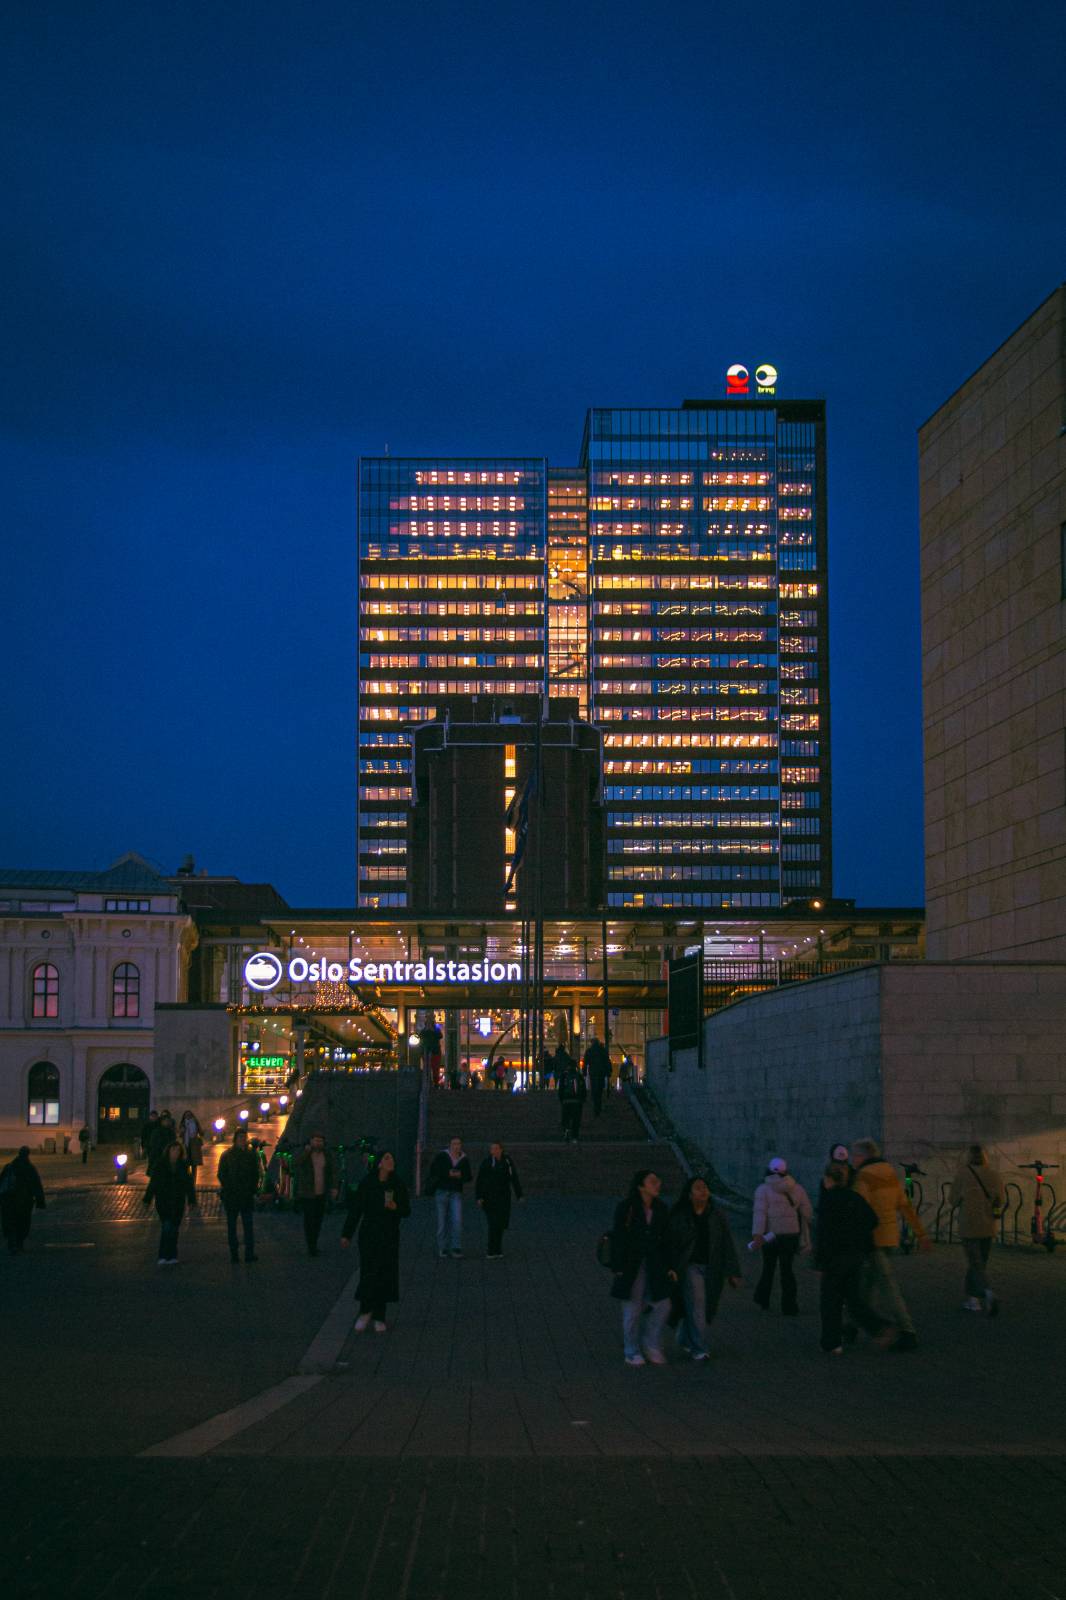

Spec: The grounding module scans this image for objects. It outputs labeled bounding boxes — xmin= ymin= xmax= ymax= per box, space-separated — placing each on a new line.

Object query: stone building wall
xmin=920 ymin=284 xmax=1066 ymax=960
xmin=648 ymin=962 xmax=1066 ymax=1209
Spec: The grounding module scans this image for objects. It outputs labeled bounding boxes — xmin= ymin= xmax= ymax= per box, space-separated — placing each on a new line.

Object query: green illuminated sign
xmin=246 ymin=1056 xmax=287 ymax=1069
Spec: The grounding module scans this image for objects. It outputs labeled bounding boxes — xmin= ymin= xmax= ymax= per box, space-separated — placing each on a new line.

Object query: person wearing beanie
xmin=751 ymin=1158 xmax=813 ymax=1315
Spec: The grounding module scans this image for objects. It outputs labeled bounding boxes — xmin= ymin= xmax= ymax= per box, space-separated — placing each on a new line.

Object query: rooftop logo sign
xmin=242 ymin=952 xmax=523 ymax=991
xmin=726 ymin=362 xmax=779 ymax=396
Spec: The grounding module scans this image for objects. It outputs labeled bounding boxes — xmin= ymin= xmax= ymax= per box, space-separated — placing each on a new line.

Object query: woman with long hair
xmin=143 ymin=1140 xmax=190 ymax=1265
xmin=609 ymin=1169 xmax=674 ymax=1366
xmin=341 ymin=1150 xmax=411 ymax=1332
xmin=667 ymin=1176 xmax=741 ymax=1360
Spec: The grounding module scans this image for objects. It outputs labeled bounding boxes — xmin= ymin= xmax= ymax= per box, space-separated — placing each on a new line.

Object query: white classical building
xmin=0 ymin=854 xmax=194 ymax=1149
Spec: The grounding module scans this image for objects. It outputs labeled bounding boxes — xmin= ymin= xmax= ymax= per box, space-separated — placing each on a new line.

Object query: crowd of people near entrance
xmin=2 ymin=1089 xmax=1010 ymax=1366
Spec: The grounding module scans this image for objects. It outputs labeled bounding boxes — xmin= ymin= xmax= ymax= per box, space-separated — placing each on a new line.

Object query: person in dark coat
xmin=218 ymin=1126 xmax=260 ymax=1263
xmin=583 ymin=1036 xmax=610 ymax=1116
xmin=667 ymin=1176 xmax=742 ymax=1360
xmin=180 ymin=1110 xmax=204 ymax=1204
xmin=0 ymin=1148 xmax=46 ymax=1253
xmin=140 ymin=1109 xmax=159 ymax=1159
xmin=475 ymin=1142 xmax=523 ymax=1258
xmin=146 ymin=1112 xmax=176 ymax=1174
xmin=294 ymin=1133 xmax=338 ymax=1256
xmin=815 ymin=1160 xmax=898 ymax=1353
xmin=425 ymin=1137 xmax=473 ymax=1257
xmin=77 ymin=1124 xmax=92 ymax=1164
xmin=143 ymin=1140 xmax=189 ymax=1265
xmin=556 ymin=1048 xmax=586 ymax=1143
xmin=609 ymin=1169 xmax=676 ymax=1365
xmin=341 ymin=1150 xmax=411 ymax=1331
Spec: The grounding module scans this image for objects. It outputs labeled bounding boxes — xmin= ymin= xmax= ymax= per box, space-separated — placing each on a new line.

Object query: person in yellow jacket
xmin=950 ymin=1145 xmax=1005 ymax=1315
xmin=852 ymin=1138 xmax=931 ymax=1351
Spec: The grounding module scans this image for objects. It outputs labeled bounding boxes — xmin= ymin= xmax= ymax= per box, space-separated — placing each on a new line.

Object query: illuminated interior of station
xmin=192 ymin=910 xmax=923 ymax=1092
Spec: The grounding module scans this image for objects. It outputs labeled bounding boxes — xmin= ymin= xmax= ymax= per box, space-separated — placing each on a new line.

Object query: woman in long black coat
xmin=609 ymin=1169 xmax=675 ymax=1366
xmin=143 ymin=1140 xmax=189 ymax=1265
xmin=341 ymin=1150 xmax=410 ymax=1333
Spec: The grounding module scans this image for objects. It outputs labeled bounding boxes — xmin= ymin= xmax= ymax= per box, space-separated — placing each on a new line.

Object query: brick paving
xmin=3 ymin=1184 xmax=1066 ymax=1597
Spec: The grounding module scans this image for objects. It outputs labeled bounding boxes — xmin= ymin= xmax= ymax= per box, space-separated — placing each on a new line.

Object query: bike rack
xmin=934 ymin=1182 xmax=955 ymax=1244
xmin=1032 ymin=1182 xmax=1057 ymax=1244
xmin=998 ymin=1182 xmax=1023 ymax=1246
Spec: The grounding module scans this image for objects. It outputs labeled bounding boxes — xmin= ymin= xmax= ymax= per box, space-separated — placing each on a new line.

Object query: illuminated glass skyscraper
xmin=357 ymin=396 xmax=831 ymax=911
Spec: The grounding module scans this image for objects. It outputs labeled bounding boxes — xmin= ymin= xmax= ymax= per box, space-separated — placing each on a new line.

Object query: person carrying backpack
xmin=750 ymin=1157 xmax=813 ymax=1315
xmin=556 ymin=1048 xmax=587 ymax=1143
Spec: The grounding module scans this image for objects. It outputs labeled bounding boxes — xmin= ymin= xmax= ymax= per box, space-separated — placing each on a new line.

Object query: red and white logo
xmin=726 ymin=364 xmax=750 ymax=395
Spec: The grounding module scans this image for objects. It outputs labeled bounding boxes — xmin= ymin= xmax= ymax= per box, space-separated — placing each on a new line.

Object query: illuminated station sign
xmin=244 ymin=952 xmax=523 ymax=993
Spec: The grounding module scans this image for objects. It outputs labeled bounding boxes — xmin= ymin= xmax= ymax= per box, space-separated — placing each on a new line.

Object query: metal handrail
xmin=934 ymin=1182 xmax=955 ymax=1243
xmin=999 ymin=1181 xmax=1023 ymax=1246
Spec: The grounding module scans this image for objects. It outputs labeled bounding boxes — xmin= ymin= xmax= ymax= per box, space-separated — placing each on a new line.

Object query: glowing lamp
xmin=259 ymin=1101 xmax=270 ymax=1114
xmin=278 ymin=1094 xmax=289 ymax=1108
xmin=408 ymin=1033 xmax=419 ymax=1047
xmin=114 ymin=1152 xmax=129 ymax=1185
xmin=213 ymin=1117 xmax=225 ymax=1132
xmin=239 ymin=1109 xmax=250 ymax=1122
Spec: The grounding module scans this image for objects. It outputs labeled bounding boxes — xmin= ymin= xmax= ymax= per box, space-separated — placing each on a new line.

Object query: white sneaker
xmin=373 ymin=1320 xmax=387 ymax=1333
xmin=963 ymin=1297 xmax=983 ymax=1312
xmin=644 ymin=1349 xmax=667 ymax=1365
xmin=624 ymin=1353 xmax=646 ymax=1366
xmin=691 ymin=1351 xmax=710 ymax=1362
xmin=354 ymin=1313 xmax=371 ymax=1333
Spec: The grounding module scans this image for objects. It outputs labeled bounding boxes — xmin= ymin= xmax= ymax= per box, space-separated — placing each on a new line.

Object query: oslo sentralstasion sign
xmin=243 ymin=952 xmax=523 ymax=993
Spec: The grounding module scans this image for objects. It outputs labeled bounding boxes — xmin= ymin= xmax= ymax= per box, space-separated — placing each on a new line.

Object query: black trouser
xmin=754 ymin=1234 xmax=800 ymax=1312
xmin=485 ymin=1208 xmax=507 ymax=1255
xmin=359 ymin=1298 xmax=387 ymax=1319
xmin=81 ymin=1146 xmax=89 ymax=1164
xmin=303 ymin=1195 xmax=327 ymax=1253
xmin=2 ymin=1202 xmax=33 ymax=1252
xmin=225 ymin=1202 xmax=255 ymax=1260
xmin=591 ymin=1078 xmax=605 ymax=1115
xmin=819 ymin=1259 xmax=888 ymax=1350
xmin=562 ymin=1102 xmax=584 ymax=1140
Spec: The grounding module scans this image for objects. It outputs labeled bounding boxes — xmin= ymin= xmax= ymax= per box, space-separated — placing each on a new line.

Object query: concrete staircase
xmin=421 ymin=1086 xmax=688 ymax=1198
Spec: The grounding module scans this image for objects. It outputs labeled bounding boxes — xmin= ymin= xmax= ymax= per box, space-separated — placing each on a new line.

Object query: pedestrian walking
xmin=557 ymin=1047 xmax=587 ymax=1143
xmin=852 ymin=1137 xmax=930 ymax=1350
xmin=294 ymin=1132 xmax=338 ymax=1256
xmin=140 ymin=1109 xmax=159 ymax=1159
xmin=541 ymin=1047 xmax=555 ymax=1090
xmin=750 ymin=1157 xmax=813 ymax=1315
xmin=426 ymin=1136 xmax=472 ymax=1257
xmin=0 ymin=1148 xmax=46 ymax=1254
xmin=583 ymin=1035 xmax=610 ymax=1116
xmin=476 ymin=1142 xmax=523 ymax=1258
xmin=180 ymin=1110 xmax=204 ymax=1204
xmin=609 ymin=1169 xmax=675 ymax=1365
xmin=666 ymin=1176 xmax=741 ymax=1360
xmin=950 ymin=1144 xmax=1005 ymax=1315
xmin=815 ymin=1160 xmax=899 ymax=1353
xmin=341 ymin=1150 xmax=411 ymax=1331
xmin=143 ymin=1140 xmax=189 ymax=1265
xmin=147 ymin=1111 xmax=175 ymax=1174
xmin=492 ymin=1058 xmax=507 ymax=1092
xmin=218 ymin=1125 xmax=260 ymax=1263
xmin=77 ymin=1123 xmax=91 ymax=1165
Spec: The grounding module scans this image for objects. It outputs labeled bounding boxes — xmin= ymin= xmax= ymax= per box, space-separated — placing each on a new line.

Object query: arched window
xmin=27 ymin=1061 xmax=60 ymax=1125
xmin=112 ymin=963 xmax=141 ymax=1019
xmin=31 ymin=963 xmax=59 ymax=1020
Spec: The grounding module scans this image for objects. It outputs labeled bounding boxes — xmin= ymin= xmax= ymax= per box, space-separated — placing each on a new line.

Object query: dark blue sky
xmin=3 ymin=0 xmax=1063 ymax=907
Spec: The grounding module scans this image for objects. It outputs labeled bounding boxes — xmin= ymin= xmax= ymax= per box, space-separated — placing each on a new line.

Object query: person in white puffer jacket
xmin=751 ymin=1158 xmax=814 ymax=1315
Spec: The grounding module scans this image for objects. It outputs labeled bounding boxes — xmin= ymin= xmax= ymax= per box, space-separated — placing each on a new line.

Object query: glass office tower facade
xmin=357 ymin=399 xmax=830 ymax=911
xmin=357 ymin=458 xmax=548 ymax=907
xmin=583 ymin=400 xmax=829 ymax=909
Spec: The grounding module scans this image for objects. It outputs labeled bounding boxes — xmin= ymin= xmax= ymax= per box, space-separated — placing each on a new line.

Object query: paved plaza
xmin=2 ymin=1183 xmax=1066 ymax=1597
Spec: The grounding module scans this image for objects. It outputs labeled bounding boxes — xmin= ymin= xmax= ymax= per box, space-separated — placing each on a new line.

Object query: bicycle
xmin=1019 ymin=1161 xmax=1058 ymax=1252
xmin=898 ymin=1163 xmax=926 ymax=1254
